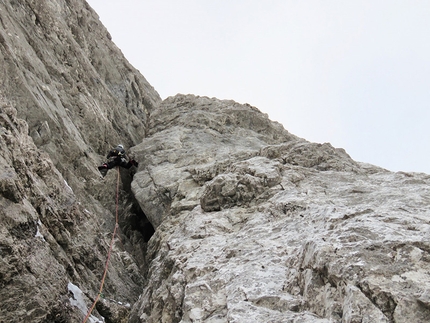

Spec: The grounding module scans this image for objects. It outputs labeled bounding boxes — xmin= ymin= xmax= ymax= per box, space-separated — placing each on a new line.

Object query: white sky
xmin=86 ymin=0 xmax=430 ymax=174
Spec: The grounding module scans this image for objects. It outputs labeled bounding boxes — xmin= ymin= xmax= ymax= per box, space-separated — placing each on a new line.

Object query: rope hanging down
xmin=82 ymin=166 xmax=121 ymax=323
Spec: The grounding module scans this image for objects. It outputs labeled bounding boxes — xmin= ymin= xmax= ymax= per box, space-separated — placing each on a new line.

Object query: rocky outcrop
xmin=131 ymin=94 xmax=299 ymax=228
xmin=0 ymin=103 xmax=144 ymax=323
xmin=0 ymin=0 xmax=161 ymax=194
xmin=0 ymin=0 xmax=160 ymax=322
xmin=130 ymin=94 xmax=430 ymax=323
xmin=1 ymin=1 xmax=430 ymax=323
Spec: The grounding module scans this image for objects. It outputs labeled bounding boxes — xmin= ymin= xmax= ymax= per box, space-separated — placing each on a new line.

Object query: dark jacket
xmin=107 ymin=146 xmax=126 ymax=160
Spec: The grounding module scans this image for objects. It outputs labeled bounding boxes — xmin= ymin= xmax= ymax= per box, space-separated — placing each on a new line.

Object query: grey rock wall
xmin=131 ymin=94 xmax=298 ymax=228
xmin=1 ymin=1 xmax=430 ymax=322
xmin=130 ymin=94 xmax=430 ymax=323
xmin=0 ymin=0 xmax=161 ymax=194
xmin=0 ymin=103 xmax=143 ymax=322
xmin=0 ymin=0 xmax=160 ymax=322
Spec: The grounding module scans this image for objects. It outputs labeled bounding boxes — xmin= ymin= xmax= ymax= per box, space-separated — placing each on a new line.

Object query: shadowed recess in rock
xmin=125 ymin=200 xmax=155 ymax=243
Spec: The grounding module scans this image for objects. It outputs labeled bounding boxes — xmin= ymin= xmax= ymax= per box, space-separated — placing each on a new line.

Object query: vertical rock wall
xmin=0 ymin=0 xmax=161 ymax=322
xmin=0 ymin=0 xmax=161 ymax=193
xmin=0 ymin=103 xmax=141 ymax=322
xmin=1 ymin=1 xmax=430 ymax=322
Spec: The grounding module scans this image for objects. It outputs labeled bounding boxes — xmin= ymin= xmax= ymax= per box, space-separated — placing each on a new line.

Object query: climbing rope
xmin=82 ymin=166 xmax=121 ymax=323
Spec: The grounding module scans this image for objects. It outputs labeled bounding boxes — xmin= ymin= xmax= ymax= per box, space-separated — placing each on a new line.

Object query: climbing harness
xmin=82 ymin=167 xmax=121 ymax=323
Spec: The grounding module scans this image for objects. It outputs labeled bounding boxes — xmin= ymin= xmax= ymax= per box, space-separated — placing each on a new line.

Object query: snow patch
xmin=35 ymin=220 xmax=46 ymax=241
xmin=64 ymin=180 xmax=73 ymax=193
xmin=68 ymin=282 xmax=104 ymax=323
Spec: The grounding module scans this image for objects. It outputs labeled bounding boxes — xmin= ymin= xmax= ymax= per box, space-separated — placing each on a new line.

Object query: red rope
xmin=82 ymin=167 xmax=121 ymax=323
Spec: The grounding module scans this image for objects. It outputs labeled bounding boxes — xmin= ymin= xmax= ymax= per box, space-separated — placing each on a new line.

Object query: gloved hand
xmin=131 ymin=160 xmax=139 ymax=167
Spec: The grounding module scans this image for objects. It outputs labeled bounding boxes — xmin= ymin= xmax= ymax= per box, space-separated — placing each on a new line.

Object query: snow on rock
xmin=68 ymin=282 xmax=103 ymax=323
xmin=35 ymin=219 xmax=46 ymax=241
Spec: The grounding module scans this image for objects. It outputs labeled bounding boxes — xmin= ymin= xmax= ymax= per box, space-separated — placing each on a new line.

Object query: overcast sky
xmin=86 ymin=0 xmax=430 ymax=174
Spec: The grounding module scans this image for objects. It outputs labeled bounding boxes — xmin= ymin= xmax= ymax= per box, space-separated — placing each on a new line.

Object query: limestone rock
xmin=97 ymin=298 xmax=131 ymax=323
xmin=130 ymin=94 xmax=430 ymax=323
xmin=0 ymin=0 xmax=161 ymax=198
xmin=0 ymin=99 xmax=147 ymax=323
xmin=0 ymin=0 xmax=160 ymax=321
xmin=2 ymin=0 xmax=430 ymax=322
xmin=131 ymin=94 xmax=298 ymax=228
xmin=199 ymin=156 xmax=283 ymax=212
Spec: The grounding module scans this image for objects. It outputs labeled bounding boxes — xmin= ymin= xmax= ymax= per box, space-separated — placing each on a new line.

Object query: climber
xmin=98 ymin=144 xmax=138 ymax=177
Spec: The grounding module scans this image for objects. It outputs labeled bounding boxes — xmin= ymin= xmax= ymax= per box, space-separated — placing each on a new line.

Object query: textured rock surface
xmin=130 ymin=94 xmax=430 ymax=323
xmin=0 ymin=0 xmax=160 ymax=322
xmin=0 ymin=0 xmax=160 ymax=192
xmin=131 ymin=94 xmax=298 ymax=228
xmin=0 ymin=103 xmax=142 ymax=322
xmin=1 ymin=1 xmax=430 ymax=323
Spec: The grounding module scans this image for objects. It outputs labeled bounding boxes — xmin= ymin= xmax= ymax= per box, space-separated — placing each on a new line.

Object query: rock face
xmin=131 ymin=95 xmax=299 ymax=228
xmin=1 ymin=1 xmax=430 ymax=323
xmin=0 ymin=0 xmax=160 ymax=322
xmin=0 ymin=0 xmax=160 ymax=191
xmin=0 ymin=102 xmax=144 ymax=323
xmin=130 ymin=94 xmax=430 ymax=323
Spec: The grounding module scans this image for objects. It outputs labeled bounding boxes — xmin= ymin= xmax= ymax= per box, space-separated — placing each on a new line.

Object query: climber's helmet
xmin=117 ymin=144 xmax=124 ymax=149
